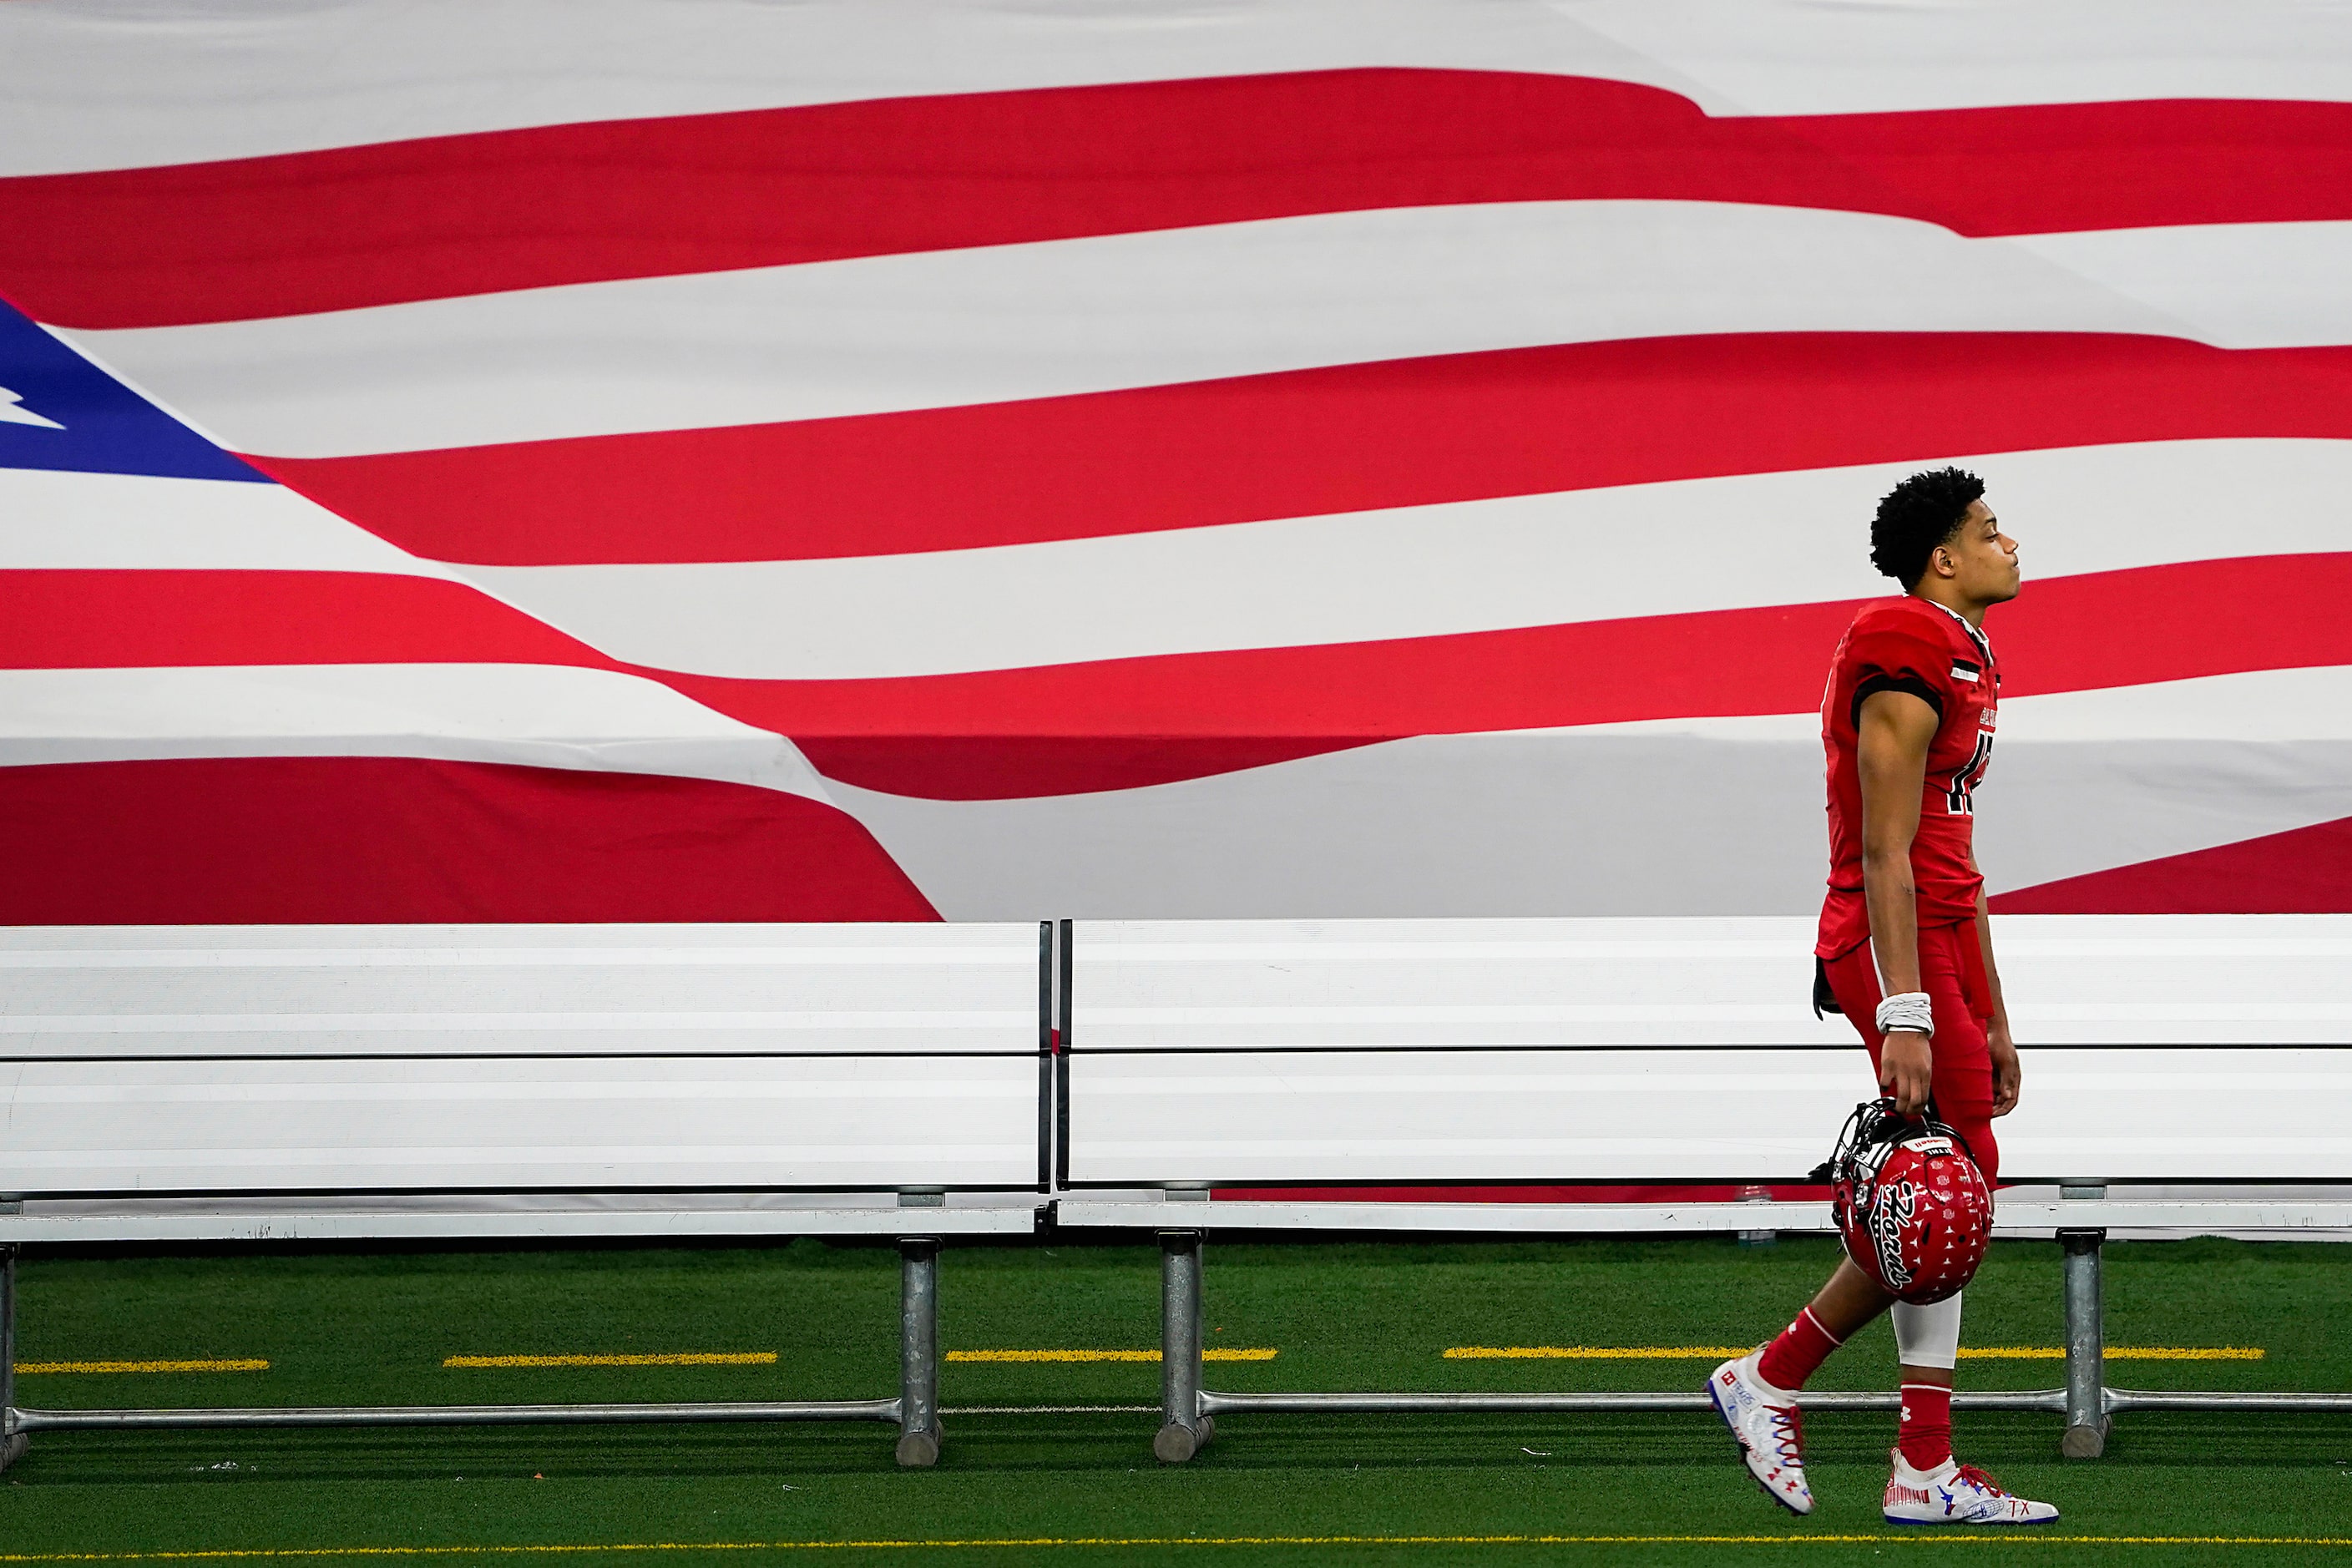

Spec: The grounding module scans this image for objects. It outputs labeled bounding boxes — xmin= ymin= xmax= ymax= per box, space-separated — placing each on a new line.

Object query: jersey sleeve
xmin=1844 ymin=621 xmax=1955 ymax=729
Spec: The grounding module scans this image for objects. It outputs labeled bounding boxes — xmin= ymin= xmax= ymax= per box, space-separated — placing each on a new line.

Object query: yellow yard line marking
xmin=1447 ymin=1346 xmax=1753 ymax=1359
xmin=8 ymin=1534 xmax=2352 ymax=1557
xmin=943 ymin=1348 xmax=1277 ymax=1363
xmin=16 ymin=1359 xmax=268 ymax=1375
xmin=443 ymin=1353 xmax=777 ymax=1369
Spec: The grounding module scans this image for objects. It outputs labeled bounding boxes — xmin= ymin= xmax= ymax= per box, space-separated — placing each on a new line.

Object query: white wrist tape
xmin=1875 ymin=991 xmax=1935 ymax=1037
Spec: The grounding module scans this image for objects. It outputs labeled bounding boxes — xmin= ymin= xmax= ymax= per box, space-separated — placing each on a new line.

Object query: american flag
xmin=3 ymin=0 xmax=2349 ymax=923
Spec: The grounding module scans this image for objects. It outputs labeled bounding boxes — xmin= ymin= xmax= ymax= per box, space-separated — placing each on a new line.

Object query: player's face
xmin=1940 ymin=501 xmax=2021 ymax=604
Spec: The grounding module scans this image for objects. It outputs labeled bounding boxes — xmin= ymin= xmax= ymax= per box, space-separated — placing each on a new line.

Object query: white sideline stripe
xmin=451 ymin=442 xmax=2352 ymax=679
xmin=64 ymin=204 xmax=2343 ymax=458
xmin=0 ymin=467 xmax=450 ymax=574
xmin=0 ymin=664 xmax=836 ymax=807
xmin=0 ymin=1010 xmax=1033 ymax=1034
xmin=4 ymin=0 xmax=2349 ymax=177
xmin=837 ymin=720 xmax=2352 ymax=921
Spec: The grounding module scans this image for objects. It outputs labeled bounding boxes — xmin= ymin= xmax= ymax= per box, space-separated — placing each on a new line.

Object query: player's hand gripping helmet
xmin=1815 ymin=1099 xmax=1992 ymax=1304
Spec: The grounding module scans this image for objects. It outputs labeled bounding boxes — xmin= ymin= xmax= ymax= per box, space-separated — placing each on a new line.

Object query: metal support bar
xmin=895 ymin=1237 xmax=942 ymax=1467
xmin=2060 ymin=1226 xmax=2110 ymax=1459
xmin=1190 ymin=1231 xmax=1212 ymax=1454
xmin=1197 ymin=1388 xmax=2066 ymax=1415
xmin=2 ymin=1224 xmax=925 ymax=1458
xmin=1155 ymin=1231 xmax=1207 ymax=1461
xmin=2106 ymin=1389 xmax=2352 ymax=1413
xmin=1037 ymin=921 xmax=1055 ymax=1195
xmin=11 ymin=1399 xmax=898 ymax=1432
xmin=1 ymin=1242 xmax=23 ymax=1473
xmin=1055 ymin=919 xmax=1074 ymax=1192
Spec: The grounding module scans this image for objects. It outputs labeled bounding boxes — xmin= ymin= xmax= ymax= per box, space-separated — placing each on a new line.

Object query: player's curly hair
xmin=1871 ymin=467 xmax=1985 ymax=589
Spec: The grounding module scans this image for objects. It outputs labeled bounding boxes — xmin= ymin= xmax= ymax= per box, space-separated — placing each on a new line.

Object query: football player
xmin=1708 ymin=468 xmax=2058 ymax=1525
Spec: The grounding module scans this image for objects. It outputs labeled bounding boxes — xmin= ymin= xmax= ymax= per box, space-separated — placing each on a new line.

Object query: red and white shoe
xmin=1883 ymin=1450 xmax=2061 ymax=1525
xmin=1707 ymin=1352 xmax=1813 ymax=1515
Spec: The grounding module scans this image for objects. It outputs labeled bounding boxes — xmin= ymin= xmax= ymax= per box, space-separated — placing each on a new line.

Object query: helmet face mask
xmin=1820 ymin=1099 xmax=1992 ymax=1303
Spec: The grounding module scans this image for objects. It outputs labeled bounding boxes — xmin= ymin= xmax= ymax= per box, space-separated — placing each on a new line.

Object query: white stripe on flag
xmin=0 ymin=467 xmax=449 ymax=575
xmin=446 ymin=440 xmax=2352 ymax=680
xmin=832 ymin=670 xmax=2352 ymax=921
xmin=0 ymin=663 xmax=832 ymax=804
xmin=5 ymin=0 xmax=2350 ymax=178
xmin=62 ymin=201 xmax=2299 ymax=458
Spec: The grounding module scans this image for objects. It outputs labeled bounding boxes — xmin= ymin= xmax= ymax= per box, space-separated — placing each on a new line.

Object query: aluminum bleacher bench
xmin=1051 ymin=915 xmax=2352 ymax=1461
xmin=0 ymin=923 xmax=1054 ymax=1471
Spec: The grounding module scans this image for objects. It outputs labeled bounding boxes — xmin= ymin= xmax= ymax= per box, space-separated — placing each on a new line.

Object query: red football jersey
xmin=1816 ymin=596 xmax=2000 ymax=960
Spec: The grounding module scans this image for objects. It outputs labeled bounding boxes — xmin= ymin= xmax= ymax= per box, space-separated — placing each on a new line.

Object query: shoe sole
xmin=1883 ymin=1515 xmax=2063 ymax=1527
xmin=1707 ymin=1378 xmax=1812 ymax=1517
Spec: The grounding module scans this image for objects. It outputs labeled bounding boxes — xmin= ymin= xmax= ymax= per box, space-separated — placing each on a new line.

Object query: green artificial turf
xmin=3 ymin=1235 xmax=2349 ymax=1565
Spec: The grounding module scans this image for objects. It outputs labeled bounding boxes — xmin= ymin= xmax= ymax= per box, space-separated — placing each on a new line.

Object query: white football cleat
xmin=1883 ymin=1450 xmax=2061 ymax=1525
xmin=1707 ymin=1352 xmax=1813 ymax=1515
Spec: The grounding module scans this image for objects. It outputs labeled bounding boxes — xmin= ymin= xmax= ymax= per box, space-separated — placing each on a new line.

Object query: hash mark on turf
xmin=944 ymin=1348 xmax=1276 ymax=1363
xmin=1448 ymin=1346 xmax=1752 ymax=1359
xmin=16 ymin=1359 xmax=267 ymax=1374
xmin=443 ymin=1353 xmax=776 ymax=1368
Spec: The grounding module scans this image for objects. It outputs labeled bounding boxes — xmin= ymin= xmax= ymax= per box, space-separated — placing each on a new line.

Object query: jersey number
xmin=1945 ymin=732 xmax=1994 ymax=816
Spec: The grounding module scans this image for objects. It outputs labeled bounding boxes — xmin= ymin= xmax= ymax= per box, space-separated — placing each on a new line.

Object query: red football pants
xmin=1823 ymin=919 xmax=2000 ymax=1186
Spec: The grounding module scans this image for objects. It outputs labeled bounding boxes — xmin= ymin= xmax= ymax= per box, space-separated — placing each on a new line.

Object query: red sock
xmin=1756 ymin=1307 xmax=1842 ymax=1393
xmin=1899 ymin=1383 xmax=1954 ymax=1470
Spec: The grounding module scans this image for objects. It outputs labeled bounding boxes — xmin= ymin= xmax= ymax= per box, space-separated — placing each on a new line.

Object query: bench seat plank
xmin=0 ymin=923 xmax=1043 ymax=1058
xmin=1073 ymin=915 xmax=2352 ymax=1050
xmin=0 ymin=1207 xmax=1038 ymax=1242
xmin=1067 ymin=1046 xmax=2352 ymax=1186
xmin=0 ymin=1055 xmax=1042 ymax=1195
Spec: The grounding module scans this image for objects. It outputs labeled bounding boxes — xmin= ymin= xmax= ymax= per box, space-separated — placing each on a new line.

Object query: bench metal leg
xmin=2 ymin=1243 xmax=23 ymax=1474
xmin=1190 ymin=1233 xmax=1214 ymax=1453
xmin=895 ymin=1239 xmax=942 ymax=1468
xmin=2060 ymin=1228 xmax=2110 ymax=1459
xmin=1155 ymin=1231 xmax=1210 ymax=1461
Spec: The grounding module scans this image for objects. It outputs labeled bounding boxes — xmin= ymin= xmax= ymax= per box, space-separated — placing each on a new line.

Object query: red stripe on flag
xmin=0 ymin=569 xmax=620 ymax=671
xmin=0 ymin=756 xmax=938 ymax=923
xmin=1991 ymin=813 xmax=2352 ymax=915
xmin=251 ymin=334 xmax=2352 ymax=565
xmin=13 ymin=555 xmax=2346 ymax=800
xmin=5 ymin=71 xmax=2349 ymax=327
xmin=726 ymin=554 xmax=2352 ymax=796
